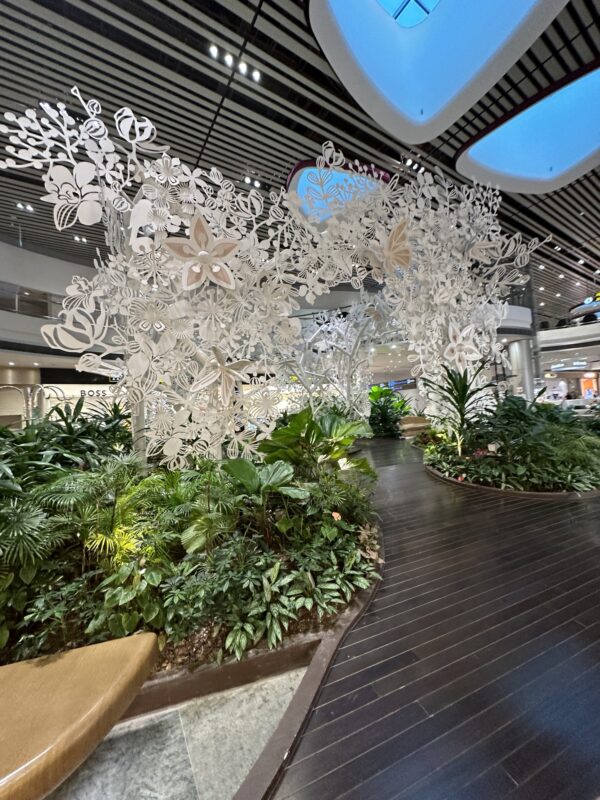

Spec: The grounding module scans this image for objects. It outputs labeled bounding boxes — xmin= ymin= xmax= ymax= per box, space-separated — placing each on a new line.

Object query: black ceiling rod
xmin=193 ymin=0 xmax=265 ymax=171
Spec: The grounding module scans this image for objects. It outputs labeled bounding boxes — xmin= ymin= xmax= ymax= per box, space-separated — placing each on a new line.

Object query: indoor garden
xmin=420 ymin=364 xmax=600 ymax=493
xmin=0 ymin=402 xmax=381 ymax=666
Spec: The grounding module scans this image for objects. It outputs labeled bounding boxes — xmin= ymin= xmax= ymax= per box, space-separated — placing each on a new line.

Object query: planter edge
xmin=425 ymin=464 xmax=600 ymax=499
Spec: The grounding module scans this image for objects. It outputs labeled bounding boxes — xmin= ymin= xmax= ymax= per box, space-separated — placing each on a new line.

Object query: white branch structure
xmin=0 ymin=91 xmax=544 ymax=463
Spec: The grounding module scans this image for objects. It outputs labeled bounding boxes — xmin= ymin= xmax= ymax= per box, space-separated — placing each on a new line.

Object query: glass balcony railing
xmin=0 ymin=281 xmax=63 ymax=320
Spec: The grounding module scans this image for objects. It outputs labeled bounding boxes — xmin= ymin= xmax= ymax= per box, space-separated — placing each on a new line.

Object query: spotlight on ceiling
xmin=16 ymin=201 xmax=24 ymax=210
xmin=501 ymin=338 xmax=508 ymax=343
xmin=578 ymin=258 xmax=585 ymax=265
xmin=576 ymin=282 xmax=581 ymax=287
xmin=540 ymin=302 xmax=545 ymax=306
xmin=209 ymin=44 xmax=218 ymax=59
xmin=33 ymin=362 xmax=39 ymax=366
xmin=538 ymin=264 xmax=544 ymax=269
xmin=25 ymin=204 xmax=33 ymax=212
xmin=555 ymin=292 xmax=561 ymax=297
xmin=554 ymin=245 xmax=561 ymax=251
xmin=74 ymin=235 xmax=80 ymax=242
xmin=252 ymin=69 xmax=261 ymax=82
xmin=539 ymin=286 xmax=544 ymax=291
xmin=244 ymin=176 xmax=251 ymax=184
xmin=558 ymin=273 xmax=564 ymax=279
xmin=8 ymin=361 xmax=15 ymax=366
xmin=81 ymin=237 xmax=87 ymax=243
xmin=406 ymin=158 xmax=413 ymax=167
xmin=253 ymin=179 xmax=261 ymax=188
xmin=224 ymin=53 xmax=234 ymax=67
xmin=419 ymin=166 xmax=425 ymax=173
xmin=239 ymin=61 xmax=247 ymax=75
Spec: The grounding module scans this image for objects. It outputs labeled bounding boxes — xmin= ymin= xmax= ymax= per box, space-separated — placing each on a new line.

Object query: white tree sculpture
xmin=1 ymin=93 xmax=543 ymax=461
xmin=301 ymin=150 xmax=546 ymax=400
xmin=279 ymin=296 xmax=396 ymax=419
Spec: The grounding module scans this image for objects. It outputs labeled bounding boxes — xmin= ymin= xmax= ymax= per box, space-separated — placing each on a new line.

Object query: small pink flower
xmin=458 ymin=475 xmax=465 ymax=483
xmin=332 ymin=511 xmax=342 ymax=521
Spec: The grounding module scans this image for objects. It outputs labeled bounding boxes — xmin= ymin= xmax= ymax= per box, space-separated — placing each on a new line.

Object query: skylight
xmin=310 ymin=0 xmax=568 ymax=143
xmin=377 ymin=0 xmax=441 ymax=28
xmin=456 ymin=67 xmax=600 ymax=193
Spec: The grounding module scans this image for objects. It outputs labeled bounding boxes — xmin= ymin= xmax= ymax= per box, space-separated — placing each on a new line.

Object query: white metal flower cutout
xmin=190 ymin=347 xmax=253 ymax=405
xmin=443 ymin=322 xmax=482 ymax=373
xmin=162 ymin=213 xmax=239 ymax=291
xmin=41 ymin=162 xmax=102 ymax=230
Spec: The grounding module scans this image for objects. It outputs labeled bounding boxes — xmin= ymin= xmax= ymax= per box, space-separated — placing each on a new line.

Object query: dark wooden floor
xmin=274 ymin=440 xmax=600 ymax=800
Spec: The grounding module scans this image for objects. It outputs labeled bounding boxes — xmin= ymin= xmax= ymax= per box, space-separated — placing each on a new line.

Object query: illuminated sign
xmin=569 ymin=290 xmax=600 ymax=318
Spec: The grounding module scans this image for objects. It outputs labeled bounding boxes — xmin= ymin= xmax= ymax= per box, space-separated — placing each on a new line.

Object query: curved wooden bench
xmin=400 ymin=415 xmax=430 ymax=436
xmin=0 ymin=633 xmax=158 ymax=800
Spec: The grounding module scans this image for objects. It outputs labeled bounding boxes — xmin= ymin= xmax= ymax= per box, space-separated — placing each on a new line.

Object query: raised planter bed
xmin=122 ymin=562 xmax=382 ymax=800
xmin=425 ymin=464 xmax=600 ymax=499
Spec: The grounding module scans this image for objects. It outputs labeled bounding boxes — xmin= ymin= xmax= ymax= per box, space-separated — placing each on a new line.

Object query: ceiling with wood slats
xmin=0 ymin=0 xmax=598 ymax=325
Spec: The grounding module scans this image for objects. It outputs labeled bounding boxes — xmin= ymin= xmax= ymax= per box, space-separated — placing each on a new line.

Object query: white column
xmin=508 ymin=339 xmax=535 ymax=400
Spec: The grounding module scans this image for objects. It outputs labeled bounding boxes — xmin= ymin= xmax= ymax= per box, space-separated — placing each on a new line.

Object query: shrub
xmin=0 ymin=406 xmax=380 ymax=665
xmin=368 ymin=385 xmax=411 ymax=438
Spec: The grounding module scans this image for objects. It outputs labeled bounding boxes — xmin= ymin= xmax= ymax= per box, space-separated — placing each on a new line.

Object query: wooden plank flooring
xmin=273 ymin=440 xmax=600 ymax=800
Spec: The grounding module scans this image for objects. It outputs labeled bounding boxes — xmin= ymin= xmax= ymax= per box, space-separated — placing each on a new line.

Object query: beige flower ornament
xmin=163 ymin=213 xmax=239 ymax=291
xmin=384 ymin=220 xmax=411 ymax=273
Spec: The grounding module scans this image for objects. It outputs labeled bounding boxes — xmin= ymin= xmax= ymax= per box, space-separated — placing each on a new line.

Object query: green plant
xmin=424 ymin=392 xmax=600 ymax=493
xmin=258 ymin=407 xmax=374 ymax=481
xmin=421 ymin=362 xmax=495 ymax=456
xmin=368 ymin=385 xmax=411 ymax=438
xmin=0 ymin=405 xmax=380 ymax=666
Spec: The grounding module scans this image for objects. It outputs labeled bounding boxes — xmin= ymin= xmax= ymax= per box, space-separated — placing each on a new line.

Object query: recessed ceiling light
xmin=8 ymin=361 xmax=15 ymax=366
xmin=252 ymin=69 xmax=261 ymax=82
xmin=579 ymin=211 xmax=585 ymax=216
xmin=224 ymin=53 xmax=234 ymax=67
xmin=412 ymin=163 xmax=419 ymax=170
xmin=576 ymin=282 xmax=581 ymax=287
xmin=209 ymin=44 xmax=218 ymax=59
xmin=253 ymin=179 xmax=261 ymax=188
xmin=33 ymin=362 xmax=39 ymax=366
xmin=406 ymin=158 xmax=413 ymax=166
xmin=239 ymin=61 xmax=247 ymax=75
xmin=555 ymin=292 xmax=561 ymax=297
xmin=74 ymin=235 xmax=80 ymax=242
xmin=578 ymin=259 xmax=584 ymax=265
xmin=539 ymin=302 xmax=545 ymax=307
xmin=539 ymin=287 xmax=544 ymax=291
xmin=501 ymin=338 xmax=508 ymax=343
xmin=23 ymin=291 xmax=30 ymax=296
xmin=595 ymin=269 xmax=600 ymax=275
xmin=554 ymin=245 xmax=561 ymax=251
xmin=25 ymin=204 xmax=33 ymax=212
xmin=16 ymin=201 xmax=24 ymax=210
xmin=538 ymin=264 xmax=544 ymax=270
xmin=244 ymin=176 xmax=251 ymax=184
xmin=81 ymin=237 xmax=87 ymax=243
xmin=558 ymin=274 xmax=564 ymax=279
xmin=419 ymin=166 xmax=425 ymax=173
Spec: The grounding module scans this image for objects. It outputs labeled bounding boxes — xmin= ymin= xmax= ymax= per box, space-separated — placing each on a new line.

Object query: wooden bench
xmin=400 ymin=415 xmax=430 ymax=437
xmin=0 ymin=633 xmax=158 ymax=800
